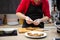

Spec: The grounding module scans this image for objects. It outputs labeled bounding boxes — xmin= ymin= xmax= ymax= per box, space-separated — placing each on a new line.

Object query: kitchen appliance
xmin=53 ymin=38 xmax=60 ymax=40
xmin=55 ymin=21 xmax=60 ymax=33
xmin=0 ymin=28 xmax=17 ymax=36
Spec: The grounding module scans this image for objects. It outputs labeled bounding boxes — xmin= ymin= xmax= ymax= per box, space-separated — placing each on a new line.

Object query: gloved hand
xmin=33 ymin=19 xmax=42 ymax=25
xmin=25 ymin=16 xmax=33 ymax=24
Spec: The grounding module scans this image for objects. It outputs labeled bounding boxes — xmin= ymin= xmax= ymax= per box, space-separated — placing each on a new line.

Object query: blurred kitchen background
xmin=0 ymin=0 xmax=59 ymax=26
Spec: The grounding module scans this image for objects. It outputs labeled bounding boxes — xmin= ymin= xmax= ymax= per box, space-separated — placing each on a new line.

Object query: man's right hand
xmin=25 ymin=16 xmax=33 ymax=24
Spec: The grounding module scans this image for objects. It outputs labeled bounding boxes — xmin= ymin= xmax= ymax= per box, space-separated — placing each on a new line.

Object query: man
xmin=16 ymin=0 xmax=51 ymax=28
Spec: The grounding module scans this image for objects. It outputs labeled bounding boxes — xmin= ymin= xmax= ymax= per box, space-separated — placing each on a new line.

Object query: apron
xmin=22 ymin=2 xmax=44 ymax=28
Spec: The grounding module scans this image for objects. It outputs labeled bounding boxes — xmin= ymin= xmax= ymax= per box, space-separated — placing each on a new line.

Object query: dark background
xmin=0 ymin=0 xmax=21 ymax=14
xmin=56 ymin=0 xmax=60 ymax=11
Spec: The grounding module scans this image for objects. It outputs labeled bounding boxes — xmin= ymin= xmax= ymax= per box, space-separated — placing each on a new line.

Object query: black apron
xmin=22 ymin=2 xmax=44 ymax=28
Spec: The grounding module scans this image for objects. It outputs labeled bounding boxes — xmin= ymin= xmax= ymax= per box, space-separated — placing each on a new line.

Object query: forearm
xmin=40 ymin=16 xmax=49 ymax=22
xmin=16 ymin=12 xmax=27 ymax=19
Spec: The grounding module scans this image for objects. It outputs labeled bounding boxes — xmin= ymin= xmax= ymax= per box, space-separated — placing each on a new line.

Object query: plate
xmin=25 ymin=31 xmax=47 ymax=38
xmin=7 ymin=22 xmax=19 ymax=25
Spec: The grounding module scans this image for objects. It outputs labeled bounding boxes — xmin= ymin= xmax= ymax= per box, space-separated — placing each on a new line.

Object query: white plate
xmin=25 ymin=31 xmax=47 ymax=38
xmin=7 ymin=22 xmax=19 ymax=26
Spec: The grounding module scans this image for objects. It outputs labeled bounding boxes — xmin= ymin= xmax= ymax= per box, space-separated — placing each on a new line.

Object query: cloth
xmin=16 ymin=0 xmax=51 ymax=18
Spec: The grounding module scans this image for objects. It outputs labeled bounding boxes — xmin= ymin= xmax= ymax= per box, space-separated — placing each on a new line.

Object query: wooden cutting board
xmin=18 ymin=27 xmax=44 ymax=34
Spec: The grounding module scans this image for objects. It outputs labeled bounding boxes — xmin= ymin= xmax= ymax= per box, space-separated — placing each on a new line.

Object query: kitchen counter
xmin=0 ymin=24 xmax=60 ymax=40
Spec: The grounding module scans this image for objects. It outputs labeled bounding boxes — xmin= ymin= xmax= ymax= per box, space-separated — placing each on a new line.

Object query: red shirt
xmin=16 ymin=0 xmax=51 ymax=18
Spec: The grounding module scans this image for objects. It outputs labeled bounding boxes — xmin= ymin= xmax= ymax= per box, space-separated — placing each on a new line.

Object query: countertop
xmin=0 ymin=24 xmax=60 ymax=40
